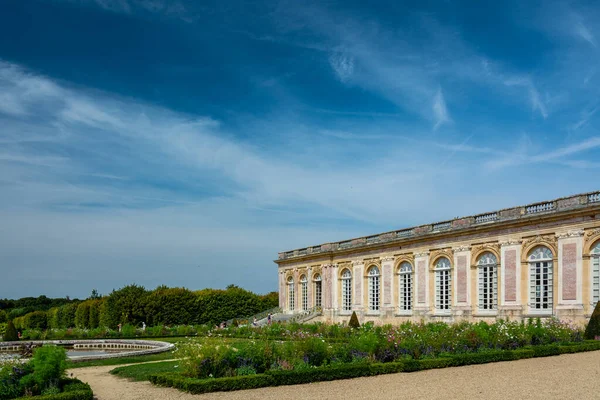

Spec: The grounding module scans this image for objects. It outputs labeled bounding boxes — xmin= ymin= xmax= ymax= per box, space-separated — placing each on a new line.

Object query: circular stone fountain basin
xmin=0 ymin=339 xmax=174 ymax=362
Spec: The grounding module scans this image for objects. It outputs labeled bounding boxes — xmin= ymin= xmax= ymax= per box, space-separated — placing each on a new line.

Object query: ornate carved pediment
xmin=429 ymin=248 xmax=453 ymax=267
xmin=585 ymin=228 xmax=600 ymax=240
xmin=311 ymin=265 xmax=322 ymax=276
xmin=470 ymin=243 xmax=500 ymax=266
xmin=521 ymin=234 xmax=558 ymax=257
xmin=471 ymin=242 xmax=500 ymax=255
xmin=555 ymin=230 xmax=584 ymax=239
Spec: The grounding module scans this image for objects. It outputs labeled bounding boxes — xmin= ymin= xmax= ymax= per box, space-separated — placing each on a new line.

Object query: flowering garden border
xmin=148 ymin=341 xmax=600 ymax=395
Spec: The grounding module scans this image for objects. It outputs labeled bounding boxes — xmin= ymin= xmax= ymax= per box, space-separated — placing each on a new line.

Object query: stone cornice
xmin=452 ymin=245 xmax=471 ymax=253
xmin=500 ymin=239 xmax=522 ymax=246
xmin=555 ymin=229 xmax=585 ymax=239
xmin=276 ymin=190 xmax=600 ymax=263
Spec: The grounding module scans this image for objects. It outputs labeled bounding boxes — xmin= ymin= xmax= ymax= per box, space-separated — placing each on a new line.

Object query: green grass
xmin=67 ymin=351 xmax=176 ymax=369
xmin=110 ymin=360 xmax=180 ymax=381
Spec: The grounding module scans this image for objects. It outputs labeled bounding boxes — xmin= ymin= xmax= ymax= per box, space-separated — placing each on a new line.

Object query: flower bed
xmin=149 ymin=341 xmax=600 ymax=394
xmin=171 ymin=318 xmax=583 ymax=380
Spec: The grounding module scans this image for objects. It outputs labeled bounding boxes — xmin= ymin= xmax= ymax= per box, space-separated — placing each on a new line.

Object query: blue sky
xmin=1 ymin=0 xmax=599 ymax=299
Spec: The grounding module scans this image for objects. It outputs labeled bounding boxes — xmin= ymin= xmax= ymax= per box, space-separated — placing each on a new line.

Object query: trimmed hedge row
xmin=13 ymin=379 xmax=93 ymax=400
xmin=149 ymin=341 xmax=600 ymax=394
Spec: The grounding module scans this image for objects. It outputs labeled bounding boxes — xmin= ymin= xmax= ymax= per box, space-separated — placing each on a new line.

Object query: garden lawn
xmin=67 ymin=351 xmax=176 ymax=369
xmin=110 ymin=361 xmax=180 ymax=381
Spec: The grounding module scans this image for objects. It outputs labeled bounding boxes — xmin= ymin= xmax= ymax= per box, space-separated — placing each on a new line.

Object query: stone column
xmin=499 ymin=239 xmax=522 ymax=318
xmin=352 ymin=261 xmax=364 ymax=313
xmin=414 ymin=252 xmax=430 ymax=316
xmin=279 ymin=270 xmax=285 ymax=310
xmin=381 ymin=256 xmax=395 ymax=316
xmin=307 ymin=267 xmax=313 ymax=309
xmin=293 ymin=269 xmax=299 ymax=312
xmin=556 ymin=230 xmax=584 ymax=317
xmin=453 ymin=246 xmax=471 ymax=318
xmin=331 ymin=263 xmax=339 ymax=311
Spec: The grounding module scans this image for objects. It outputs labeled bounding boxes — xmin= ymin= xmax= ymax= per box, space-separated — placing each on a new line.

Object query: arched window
xmin=368 ymin=266 xmax=381 ymax=312
xmin=313 ymin=274 xmax=322 ymax=309
xmin=300 ymin=275 xmax=308 ymax=311
xmin=398 ymin=262 xmax=413 ymax=312
xmin=592 ymin=242 xmax=600 ymax=305
xmin=477 ymin=252 xmax=498 ymax=311
xmin=341 ymin=269 xmax=352 ymax=311
xmin=435 ymin=258 xmax=451 ymax=311
xmin=287 ymin=276 xmax=295 ymax=312
xmin=528 ymin=246 xmax=553 ymax=312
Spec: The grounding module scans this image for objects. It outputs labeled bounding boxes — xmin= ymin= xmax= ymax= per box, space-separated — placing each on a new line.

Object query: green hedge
xmin=13 ymin=379 xmax=93 ymax=400
xmin=149 ymin=341 xmax=600 ymax=394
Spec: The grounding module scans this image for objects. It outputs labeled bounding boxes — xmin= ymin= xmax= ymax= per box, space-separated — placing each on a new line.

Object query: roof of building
xmin=276 ymin=190 xmax=600 ymax=262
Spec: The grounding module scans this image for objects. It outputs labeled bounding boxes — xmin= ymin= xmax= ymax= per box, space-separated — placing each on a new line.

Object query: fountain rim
xmin=0 ymin=339 xmax=174 ymax=362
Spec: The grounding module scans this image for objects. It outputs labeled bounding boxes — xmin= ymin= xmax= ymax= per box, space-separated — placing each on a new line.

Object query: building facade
xmin=275 ymin=191 xmax=600 ymax=325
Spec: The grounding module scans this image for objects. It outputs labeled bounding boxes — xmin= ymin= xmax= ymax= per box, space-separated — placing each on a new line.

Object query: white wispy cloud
xmin=329 ymin=52 xmax=355 ymax=83
xmin=432 ymin=88 xmax=450 ymax=130
xmin=504 ymin=77 xmax=548 ymax=119
xmin=575 ymin=20 xmax=596 ymax=47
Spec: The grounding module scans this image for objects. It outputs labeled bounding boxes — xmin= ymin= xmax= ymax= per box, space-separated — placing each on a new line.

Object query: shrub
xmin=28 ymin=345 xmax=67 ymax=392
xmin=4 ymin=321 xmax=18 ymax=341
xmin=348 ymin=312 xmax=360 ymax=329
xmin=584 ymin=301 xmax=600 ymax=340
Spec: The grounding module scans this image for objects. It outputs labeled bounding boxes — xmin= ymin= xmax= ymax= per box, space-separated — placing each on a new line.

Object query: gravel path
xmin=71 ymin=351 xmax=600 ymax=400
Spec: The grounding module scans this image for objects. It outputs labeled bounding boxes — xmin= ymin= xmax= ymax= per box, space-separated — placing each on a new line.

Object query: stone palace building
xmin=275 ymin=191 xmax=600 ymax=324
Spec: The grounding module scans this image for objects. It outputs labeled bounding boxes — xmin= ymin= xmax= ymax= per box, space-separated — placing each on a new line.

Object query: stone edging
xmin=0 ymin=339 xmax=174 ymax=362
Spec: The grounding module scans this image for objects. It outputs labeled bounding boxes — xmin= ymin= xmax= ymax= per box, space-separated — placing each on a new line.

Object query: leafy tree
xmin=0 ymin=309 xmax=6 ymax=324
xmin=584 ymin=301 xmax=600 ymax=340
xmin=101 ymin=284 xmax=148 ymax=328
xmin=349 ymin=311 xmax=360 ymax=329
xmin=4 ymin=320 xmax=18 ymax=341
xmin=23 ymin=311 xmax=47 ymax=330
xmin=145 ymin=287 xmax=196 ymax=326
xmin=89 ymin=289 xmax=101 ymax=300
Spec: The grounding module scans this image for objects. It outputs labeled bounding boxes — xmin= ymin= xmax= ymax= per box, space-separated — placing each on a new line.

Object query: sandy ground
xmin=70 ymin=351 xmax=600 ymax=400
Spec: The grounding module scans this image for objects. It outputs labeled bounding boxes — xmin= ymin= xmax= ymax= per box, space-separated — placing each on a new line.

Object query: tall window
xmin=368 ymin=266 xmax=381 ymax=312
xmin=529 ymin=246 xmax=553 ymax=312
xmin=300 ymin=275 xmax=308 ymax=311
xmin=287 ymin=276 xmax=295 ymax=311
xmin=398 ymin=262 xmax=413 ymax=312
xmin=341 ymin=269 xmax=352 ymax=311
xmin=477 ymin=252 xmax=498 ymax=311
xmin=592 ymin=242 xmax=600 ymax=305
xmin=435 ymin=258 xmax=451 ymax=312
xmin=314 ymin=274 xmax=322 ymax=309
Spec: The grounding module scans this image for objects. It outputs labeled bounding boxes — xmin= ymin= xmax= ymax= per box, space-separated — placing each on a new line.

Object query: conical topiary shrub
xmin=584 ymin=301 xmax=600 ymax=340
xmin=3 ymin=320 xmax=18 ymax=342
xmin=349 ymin=311 xmax=360 ymax=329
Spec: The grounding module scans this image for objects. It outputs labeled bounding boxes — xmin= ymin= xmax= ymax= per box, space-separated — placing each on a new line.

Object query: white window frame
xmin=398 ymin=262 xmax=413 ymax=314
xmin=477 ymin=252 xmax=498 ymax=312
xmin=435 ymin=258 xmax=451 ymax=313
xmin=314 ymin=274 xmax=322 ymax=309
xmin=287 ymin=277 xmax=295 ymax=312
xmin=528 ymin=246 xmax=553 ymax=314
xmin=592 ymin=242 xmax=600 ymax=306
xmin=341 ymin=269 xmax=352 ymax=312
xmin=368 ymin=266 xmax=381 ymax=313
xmin=300 ymin=275 xmax=308 ymax=312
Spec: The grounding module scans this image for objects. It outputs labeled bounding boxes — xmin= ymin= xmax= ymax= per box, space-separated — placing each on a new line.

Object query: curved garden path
xmin=71 ymin=351 xmax=600 ymax=400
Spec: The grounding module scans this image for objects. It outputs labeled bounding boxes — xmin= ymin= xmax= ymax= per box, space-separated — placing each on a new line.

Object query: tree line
xmin=0 ymin=284 xmax=278 ymax=330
